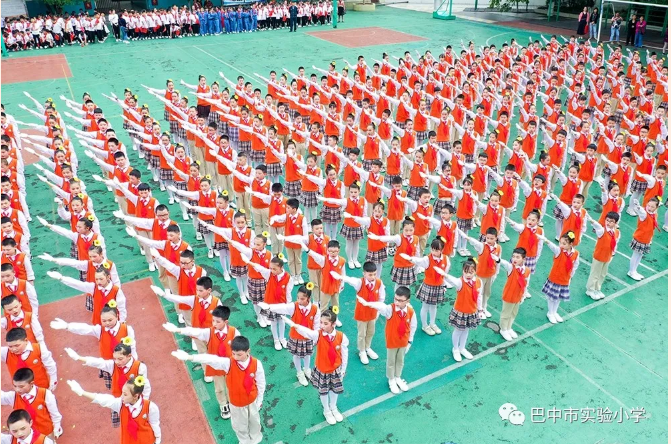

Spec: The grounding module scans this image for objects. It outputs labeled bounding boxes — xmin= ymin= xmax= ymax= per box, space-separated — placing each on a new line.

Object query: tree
xmin=489 ymin=0 xmax=530 ymax=12
xmin=41 ymin=0 xmax=79 ymax=14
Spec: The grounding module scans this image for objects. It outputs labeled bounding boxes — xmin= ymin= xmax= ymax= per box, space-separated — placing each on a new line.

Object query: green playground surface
xmin=2 ymin=7 xmax=668 ymax=444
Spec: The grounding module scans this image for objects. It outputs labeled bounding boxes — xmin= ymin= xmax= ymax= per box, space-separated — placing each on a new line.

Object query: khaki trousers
xmin=269 ymin=226 xmax=285 ymax=256
xmin=480 ymin=276 xmax=494 ymax=310
xmin=499 ymin=301 xmax=520 ymax=331
xmin=386 ymin=347 xmax=406 ymax=379
xmin=586 ymin=259 xmax=609 ymax=292
xmin=286 ymin=247 xmax=302 ymax=276
xmin=157 ymin=264 xmax=170 ymax=288
xmin=389 ymin=219 xmax=402 ymax=236
xmin=230 ymin=403 xmax=263 ymax=444
xmin=235 ymin=192 xmax=252 ymax=218
xmin=418 ymin=233 xmax=429 ymax=255
xmin=136 ymin=230 xmax=154 ymax=265
xmin=319 ymin=292 xmax=339 ymax=312
xmin=217 ymin=173 xmax=234 ymax=197
xmin=214 ymin=374 xmax=230 ymax=406
xmin=251 ymin=206 xmax=270 ymax=233
xmin=356 ymin=320 xmax=376 ymax=351
xmin=308 ymin=268 xmax=322 ymax=303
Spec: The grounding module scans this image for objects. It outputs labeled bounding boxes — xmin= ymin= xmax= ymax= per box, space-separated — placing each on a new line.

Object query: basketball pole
xmin=433 ymin=0 xmax=456 ymax=20
xmin=333 ymin=0 xmax=338 ymax=28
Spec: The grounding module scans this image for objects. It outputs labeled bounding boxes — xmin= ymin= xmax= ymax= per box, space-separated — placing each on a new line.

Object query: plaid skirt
xmin=248 ymin=277 xmax=266 ymax=303
xmin=111 ymin=411 xmax=120 ymax=428
xmin=188 ymin=199 xmax=199 ymax=215
xmin=391 ymin=266 xmax=417 ymax=286
xmin=320 ymin=205 xmax=343 ymax=224
xmin=365 ymin=248 xmax=388 ymax=264
xmin=384 ymin=174 xmax=401 ymax=188
xmin=362 ymin=159 xmax=374 ymax=171
xmin=174 ymin=181 xmax=188 ymax=191
xmin=123 ymin=120 xmax=130 ymax=130
xmin=285 ymin=180 xmax=302 ymax=197
xmin=448 ymin=309 xmax=480 ymax=329
xmin=311 ymin=368 xmax=344 ymax=395
xmin=164 ymin=109 xmax=171 ymax=122
xmin=464 ymin=154 xmax=475 ymax=164
xmin=99 ymin=370 xmax=112 ymax=389
xmin=417 ymin=283 xmax=446 ymax=305
xmin=343 ymin=146 xmax=356 ymax=157
xmin=238 ymin=141 xmax=252 ymax=156
xmin=287 ymin=337 xmax=314 ymax=358
xmin=542 ymin=279 xmax=571 ymax=301
xmin=300 ymin=190 xmax=320 ymax=208
xmin=478 ymin=233 xmax=488 ymax=242
xmin=552 ymin=204 xmax=566 ymax=221
xmin=170 ymin=121 xmax=187 ymax=140
xmin=457 ymin=217 xmax=474 ymax=232
xmin=70 ymin=241 xmax=78 ymax=258
xmin=267 ymin=162 xmax=283 ymax=177
xmin=437 ymin=141 xmax=451 ymax=151
xmin=214 ymin=241 xmax=230 ymax=251
xmin=629 ymin=180 xmax=647 ymax=194
xmin=159 ymin=168 xmax=173 ymax=181
xmin=85 ymin=294 xmax=94 ymax=312
xmin=230 ymin=265 xmax=248 ymax=278
xmin=260 ymin=307 xmax=281 ymax=320
xmin=524 ymin=255 xmax=539 ymax=274
xmin=207 ymin=112 xmax=219 ymax=126
xmin=340 ymin=225 xmax=364 ymax=240
xmin=149 ymin=154 xmax=162 ymax=169
xmin=228 ymin=127 xmax=240 ymax=145
xmin=408 ymin=186 xmax=423 ymax=201
xmin=629 ymin=239 xmax=651 ymax=255
xmin=416 ymin=131 xmax=429 ymax=145
xmin=196 ymin=220 xmax=213 ymax=235
xmin=250 ymin=149 xmax=266 ymax=164
xmin=433 ymin=198 xmax=452 ymax=216
xmin=288 ymin=109 xmax=298 ymax=121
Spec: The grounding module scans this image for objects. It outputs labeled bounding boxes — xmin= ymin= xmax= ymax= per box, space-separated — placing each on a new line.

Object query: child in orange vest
xmin=1 ymin=238 xmax=34 ymax=282
xmin=518 ymin=175 xmax=549 ymax=225
xmin=172 ymin=336 xmax=264 ymax=443
xmin=424 ymin=161 xmax=456 ymax=216
xmin=433 ymin=258 xmax=482 ymax=363
xmin=461 ymin=227 xmax=502 ymax=319
xmin=1 ymin=369 xmax=63 ymax=439
xmin=319 ymin=182 xmax=366 ymax=269
xmin=628 ymin=197 xmax=661 ymax=281
xmin=67 ymin=376 xmax=160 ymax=443
xmin=419 ymin=203 xmax=458 ymax=258
xmin=246 ymin=255 xmax=294 ymax=351
xmin=305 ymin=240 xmax=345 ymax=326
xmin=538 ymin=231 xmax=580 ymax=324
xmin=506 ymin=209 xmax=544 ymax=282
xmin=356 ymin=285 xmax=416 ymax=394
xmin=2 ymin=328 xmax=57 ymax=391
xmin=273 ymin=198 xmax=309 ymax=284
xmin=344 ymin=201 xmax=390 ymax=278
xmin=401 ymin=237 xmax=450 ymax=336
xmin=474 ymin=191 xmax=505 ymax=244
xmin=283 ymin=309 xmax=349 ymax=426
xmin=451 ymin=176 xmax=478 ymax=256
xmin=258 ymin=285 xmax=320 ymax=387
xmin=498 ymin=248 xmax=531 ymax=341
xmin=46 ymin=267 xmax=127 ymax=326
xmin=403 ymin=187 xmax=434 ymax=253
xmin=334 ymin=262 xmax=385 ymax=365
xmin=1 ymin=294 xmax=43 ymax=343
xmin=550 ymin=192 xmax=587 ymax=245
xmin=586 ymin=211 xmax=621 ymax=299
xmin=317 ymin=165 xmax=346 ymax=240
xmin=3 ymin=409 xmax=55 ymax=444
xmin=169 ymin=176 xmax=217 ymax=256
xmin=568 ymin=143 xmax=598 ymax=200
xmin=163 ymin=306 xmax=240 ymax=419
xmin=298 ymin=154 xmax=323 ymax=223
xmin=368 ymin=219 xmax=419 ymax=290
xmin=65 ymin=338 xmax=150 ymax=427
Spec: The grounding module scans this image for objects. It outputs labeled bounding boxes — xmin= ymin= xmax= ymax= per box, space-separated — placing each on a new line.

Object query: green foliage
xmin=489 ymin=0 xmax=530 ymax=12
xmin=41 ymin=0 xmax=79 ymax=14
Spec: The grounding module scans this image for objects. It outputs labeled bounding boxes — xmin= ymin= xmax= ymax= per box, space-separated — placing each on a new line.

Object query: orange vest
xmin=354 ymin=279 xmax=382 ymax=322
xmin=12 ymin=388 xmax=54 ymax=436
xmin=393 ymin=236 xmax=419 ymax=268
xmin=385 ymin=305 xmax=414 ymax=349
xmin=343 ymin=198 xmax=366 ymax=228
xmin=502 ymin=266 xmax=530 ymax=304
xmin=633 ymin=213 xmax=658 ymax=245
xmin=424 ymin=254 xmax=448 ymax=287
xmin=476 ymin=244 xmax=501 ymax=278
xmin=1 ymin=280 xmax=31 ymax=312
xmin=321 ymin=257 xmax=346 ymax=295
xmin=367 ymin=217 xmax=388 ymax=253
xmin=197 ymin=191 xmax=217 ymax=220
xmin=264 ymin=273 xmax=290 ymax=304
xmin=437 ymin=220 xmax=457 ymax=257
xmin=92 ymin=285 xmax=120 ymax=325
xmin=522 ymin=189 xmax=546 ymax=219
xmin=112 ymin=359 xmax=142 ymax=397
xmin=301 ymin=167 xmax=321 ymax=193
xmin=4 ymin=312 xmax=35 ymax=342
xmin=289 ymin=303 xmax=318 ymax=340
xmin=99 ymin=323 xmax=128 ymax=360
xmin=453 ymin=278 xmax=481 ymax=314
xmin=2 ymin=253 xmax=28 ymax=280
xmin=205 ymin=326 xmax=236 ymax=377
xmin=593 ymin=229 xmax=619 ymax=263
xmin=177 ymin=267 xmax=204 ymax=310
xmin=269 ymin=198 xmax=288 ymax=228
xmin=561 ymin=208 xmax=586 ymax=246
xmin=315 ymin=331 xmax=343 ymax=374
xmin=5 ymin=343 xmax=50 ymax=388
xmin=120 ymin=398 xmax=155 ymax=444
xmin=515 ymin=226 xmax=542 ymax=258
xmin=226 ymin=358 xmax=259 ymax=407
xmin=387 ymin=189 xmax=407 ymax=221
xmin=191 ymin=296 xmax=220 ymax=328
xmin=251 ymin=179 xmax=271 ymax=209
xmin=548 ymin=250 xmax=579 ymax=286
xmin=307 ymin=235 xmax=329 ymax=270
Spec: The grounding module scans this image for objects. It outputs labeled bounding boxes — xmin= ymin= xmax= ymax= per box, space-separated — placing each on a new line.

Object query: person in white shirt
xmin=1 ymin=328 xmax=58 ymax=391
xmin=108 ymin=9 xmax=120 ymax=41
xmin=51 ymin=17 xmax=64 ymax=46
xmin=1 ymin=410 xmax=55 ymax=444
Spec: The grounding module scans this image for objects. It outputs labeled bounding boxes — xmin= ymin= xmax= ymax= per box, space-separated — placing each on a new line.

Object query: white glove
xmin=171 ymin=350 xmax=191 ymax=361
xmin=91 ymin=174 xmax=104 ymax=182
xmin=50 ymin=318 xmax=68 ymax=330
xmin=36 ymin=216 xmax=50 ymax=227
xmin=399 ymin=253 xmax=412 ymax=261
xmin=281 ymin=315 xmax=296 ymax=328
xmin=64 ymin=347 xmax=81 ymax=361
xmin=125 ymin=226 xmax=138 ymax=238
xmin=150 ymin=285 xmax=166 ymax=297
xmin=257 ymin=302 xmax=270 ymax=310
xmin=83 ymin=150 xmax=94 ymax=158
xmin=37 ymin=174 xmax=48 ymax=183
xmin=149 ymin=248 xmax=161 ymax=259
xmin=162 ymin=322 xmax=179 ymax=333
xmin=54 ymin=425 xmax=63 ymax=438
xmin=67 ymin=380 xmax=84 ymax=396
xmin=112 ymin=210 xmax=126 ymax=219
xmin=46 ymin=271 xmax=62 ymax=280
xmin=38 ymin=253 xmax=54 ymax=262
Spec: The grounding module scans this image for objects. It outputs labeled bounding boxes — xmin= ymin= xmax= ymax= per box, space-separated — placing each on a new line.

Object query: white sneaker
xmin=359 ymin=351 xmax=369 ymax=365
xmin=627 ymin=271 xmax=643 ymax=281
xmin=280 ymin=338 xmax=288 ymax=348
xmin=220 ymin=404 xmax=231 ymax=419
xmin=191 ymin=340 xmax=198 ymax=351
xmin=240 ymin=293 xmax=249 ymax=305
xmin=214 ymin=250 xmax=220 ymax=257
xmin=395 ymin=378 xmax=409 ymax=392
xmin=366 ymin=348 xmax=379 ymax=360
xmin=430 ymin=324 xmax=442 ymax=334
xmin=353 ymin=260 xmax=361 ymax=268
xmin=223 ymin=272 xmax=231 ymax=282
xmin=182 ymin=212 xmax=189 ymax=221
xmin=509 ymin=330 xmax=518 ymax=339
xmin=298 ymin=275 xmax=305 ymax=284
xmin=303 ymin=367 xmax=312 ymax=379
xmin=274 ymin=340 xmax=282 ymax=351
xmin=452 ymin=348 xmax=462 ymax=362
xmin=332 ymin=408 xmax=344 ymax=422
xmin=323 ymin=409 xmax=336 ymax=425
xmin=422 ymin=325 xmax=435 ymax=336
xmin=178 ymin=313 xmax=185 ymax=324
xmin=257 ymin=316 xmax=267 ymax=328
xmin=484 ymin=309 xmax=492 ymax=318
xmin=348 ymin=261 xmax=355 ymax=269
xmin=335 ymin=319 xmax=342 ymax=327
xmin=458 ymin=248 xmax=470 ymax=257
xmin=140 ymin=247 xmax=146 ymax=256
xmin=554 ymin=313 xmax=564 ymax=323
xmin=586 ymin=290 xmax=599 ymax=300
xmin=204 ymin=376 xmax=214 ymax=383
xmin=626 ymin=208 xmax=637 ymax=216
xmin=596 ymin=291 xmax=606 ymax=300
xmin=547 ymin=312 xmax=557 ymax=324
xmin=501 ymin=330 xmax=512 ymax=341
xmin=293 ymin=275 xmax=300 ymax=285
xmin=297 ymin=371 xmax=309 ymax=386
xmin=460 ymin=349 xmax=473 ymax=360
xmin=196 ymin=232 xmax=203 ymax=241
xmin=388 ymin=378 xmax=400 ymax=394
xmin=207 ymin=249 xmax=214 ymax=259
xmin=168 ymin=197 xmax=175 ymax=204
xmin=148 ymin=262 xmax=156 ymax=272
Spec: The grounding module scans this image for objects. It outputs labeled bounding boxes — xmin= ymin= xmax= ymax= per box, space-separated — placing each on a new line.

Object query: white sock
xmin=320 ymin=394 xmax=330 ymax=411
xmin=353 ymin=241 xmax=360 ymax=261
xmin=292 ymin=355 xmax=302 ymax=371
xmin=235 ymin=278 xmax=246 ymax=296
xmin=345 ymin=240 xmax=355 ymax=262
xmin=629 ymin=251 xmax=643 ymax=274
xmin=252 ymin=304 xmax=261 ymax=317
xmin=428 ymin=304 xmax=437 ymax=325
xmin=554 ymin=219 xmax=563 ymax=238
xmin=302 ymin=355 xmax=311 ymax=370
xmin=204 ymin=233 xmax=214 ymax=250
xmin=218 ymin=251 xmax=230 ymax=274
xmin=458 ymin=329 xmax=469 ymax=350
xmin=376 ymin=267 xmax=382 ymax=278
xmin=278 ymin=318 xmax=286 ymax=338
xmin=451 ymin=329 xmax=460 ymax=349
xmin=420 ymin=303 xmax=429 ymax=328
xmin=328 ymin=391 xmax=339 ymax=411
xmin=179 ymin=202 xmax=188 ymax=214
xmin=270 ymin=320 xmax=279 ymax=341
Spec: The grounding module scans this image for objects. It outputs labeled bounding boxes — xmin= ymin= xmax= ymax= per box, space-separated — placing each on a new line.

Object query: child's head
xmin=6 ymin=409 xmax=34 ymax=441
xmin=645 ymin=196 xmax=661 ymax=213
xmin=311 ymin=218 xmax=324 ymax=237
xmin=485 ymin=227 xmax=498 ymax=245
xmin=230 ymin=336 xmax=251 ymax=362
xmin=604 ymin=211 xmax=619 ymax=230
xmin=511 ymin=247 xmax=526 ymax=266
xmin=1 ymin=295 xmax=22 ymax=318
xmin=296 ymin=285 xmax=312 ymax=307
xmin=462 ymin=258 xmax=477 ymax=279
xmin=362 ymin=261 xmax=377 ymax=281
xmin=120 ymin=376 xmax=146 ymax=405
xmin=233 ymin=211 xmax=247 ymax=229
xmin=571 ymin=194 xmax=585 ymax=210
xmin=112 ymin=342 xmax=133 ymax=367
xmin=326 ymin=240 xmax=340 ymax=258
xmin=559 ymin=231 xmax=576 ymax=249
xmin=393 ymin=286 xmax=411 ymax=310
xmin=270 ymin=255 xmax=285 ymax=274
xmin=320 ymin=309 xmax=338 ymax=333
xmin=401 ymin=219 xmax=415 ymax=236
xmin=441 ymin=204 xmax=455 ymax=221
xmin=211 ymin=305 xmax=230 ymax=330
xmin=11 ymin=368 xmax=36 ymax=395
xmin=196 ymin=276 xmax=213 ymax=300
xmin=430 ymin=238 xmax=445 ymax=255
xmin=100 ymin=303 xmax=120 ymax=330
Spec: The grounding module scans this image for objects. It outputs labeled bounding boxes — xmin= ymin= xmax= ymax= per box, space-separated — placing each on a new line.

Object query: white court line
xmin=485 ymin=31 xmax=513 ymax=46
xmin=304 ymin=269 xmax=668 ymax=435
xmin=192 ymin=46 xmax=255 ymax=80
xmin=577 ymin=256 xmax=629 ymax=287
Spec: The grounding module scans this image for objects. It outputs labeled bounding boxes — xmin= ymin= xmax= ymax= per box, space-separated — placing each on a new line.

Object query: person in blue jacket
xmin=242 ymin=8 xmax=251 ymax=32
xmin=236 ymin=8 xmax=243 ymax=33
xmin=251 ymin=7 xmax=258 ymax=32
xmin=199 ymin=8 xmax=208 ymax=35
xmin=208 ymin=8 xmax=218 ymax=35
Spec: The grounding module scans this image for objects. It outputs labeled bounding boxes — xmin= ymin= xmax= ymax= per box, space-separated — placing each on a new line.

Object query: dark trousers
xmin=626 ymin=29 xmax=635 ymax=45
xmin=289 ymin=17 xmax=297 ymax=31
xmin=112 ymin=24 xmax=120 ymax=39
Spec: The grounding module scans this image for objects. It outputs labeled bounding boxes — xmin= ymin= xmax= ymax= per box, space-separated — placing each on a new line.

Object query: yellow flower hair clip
xmin=355 ymin=181 xmax=361 ymax=187
xmin=167 ymin=78 xmax=173 ymax=83
xmin=87 ymin=215 xmax=96 ymax=222
xmin=72 ymin=177 xmax=80 ymax=182
xmin=332 ymin=306 xmax=340 ymax=315
xmin=472 ymin=257 xmax=478 ymax=265
xmin=107 ymin=300 xmax=117 ymax=308
xmin=239 ymin=208 xmax=246 ymax=214
xmin=567 ymin=231 xmax=575 ymax=240
xmin=222 ymin=190 xmax=229 ymax=197
xmin=102 ymin=262 xmax=111 ymax=269
xmin=277 ymin=253 xmax=285 ymax=261
xmin=93 ymin=239 xmax=102 ymax=247
xmin=47 ymin=97 xmax=54 ymax=102
xmin=262 ymin=231 xmax=270 ymax=238
xmin=437 ymin=236 xmax=445 ymax=243
xmin=257 ymin=114 xmax=263 ymax=119
xmin=121 ymin=336 xmax=135 ymax=347
xmin=195 ymin=160 xmax=201 ymax=165
xmin=306 ymin=282 xmax=315 ymax=291
xmin=133 ymin=375 xmax=146 ymax=387
xmin=497 ymin=190 xmax=504 ymax=196
xmin=204 ymin=174 xmax=211 ymax=180
xmin=77 ymin=193 xmax=84 ymax=198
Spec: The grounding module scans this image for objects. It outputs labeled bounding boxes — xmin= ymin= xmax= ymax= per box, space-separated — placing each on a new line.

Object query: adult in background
xmin=289 ymin=2 xmax=298 ymax=32
xmin=338 ymin=0 xmax=345 ymax=23
xmin=589 ymin=7 xmax=598 ymax=40
xmin=609 ymin=12 xmax=622 ymax=42
xmin=119 ymin=12 xmax=129 ymax=44
xmin=109 ymin=9 xmax=120 ymax=41
xmin=625 ymin=13 xmax=637 ymax=46
xmin=577 ymin=7 xmax=589 ymax=37
xmin=634 ymin=15 xmax=646 ymax=48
